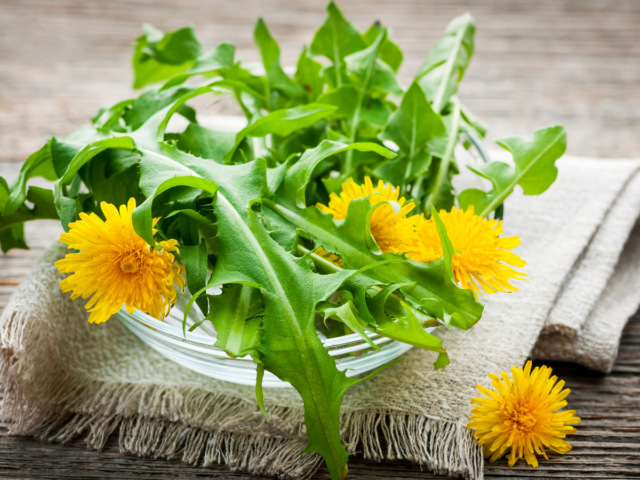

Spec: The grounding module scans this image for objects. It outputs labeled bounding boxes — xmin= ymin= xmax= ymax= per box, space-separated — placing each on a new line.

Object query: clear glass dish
xmin=116 ymin=297 xmax=434 ymax=388
xmin=116 ymin=129 xmax=490 ymax=389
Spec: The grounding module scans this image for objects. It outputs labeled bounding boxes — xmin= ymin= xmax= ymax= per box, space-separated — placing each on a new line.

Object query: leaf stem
xmin=423 ymin=96 xmax=461 ymax=211
xmin=432 ymin=26 xmax=466 ymax=114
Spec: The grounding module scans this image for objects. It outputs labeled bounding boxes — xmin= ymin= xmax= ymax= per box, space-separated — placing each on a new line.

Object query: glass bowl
xmin=116 ymin=126 xmax=490 ymax=389
xmin=116 ymin=296 xmax=435 ymax=388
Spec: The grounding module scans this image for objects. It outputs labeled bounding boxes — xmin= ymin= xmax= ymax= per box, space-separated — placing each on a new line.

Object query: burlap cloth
xmin=2 ymin=156 xmax=640 ymax=480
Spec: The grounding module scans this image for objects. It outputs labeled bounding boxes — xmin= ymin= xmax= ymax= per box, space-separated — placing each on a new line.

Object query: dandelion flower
xmin=468 ymin=361 xmax=581 ymax=467
xmin=55 ymin=198 xmax=186 ymax=324
xmin=316 ymin=177 xmax=416 ymax=253
xmin=407 ymin=206 xmax=527 ymax=296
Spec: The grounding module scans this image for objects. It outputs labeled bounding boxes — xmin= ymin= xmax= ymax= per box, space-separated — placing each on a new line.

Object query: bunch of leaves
xmin=0 ymin=3 xmax=566 ymax=478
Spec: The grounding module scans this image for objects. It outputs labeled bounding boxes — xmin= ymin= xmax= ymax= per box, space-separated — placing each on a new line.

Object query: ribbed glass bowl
xmin=115 ymin=126 xmax=489 ymax=389
xmin=116 ymin=295 xmax=435 ymax=388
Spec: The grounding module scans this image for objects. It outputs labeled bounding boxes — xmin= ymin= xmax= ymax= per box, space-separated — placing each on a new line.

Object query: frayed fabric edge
xmin=0 ymin=372 xmax=482 ymax=480
xmin=0 ymin=243 xmax=483 ymax=480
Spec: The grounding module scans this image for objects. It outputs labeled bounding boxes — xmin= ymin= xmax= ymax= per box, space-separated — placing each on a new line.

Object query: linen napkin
xmin=1 ymin=156 xmax=639 ymax=480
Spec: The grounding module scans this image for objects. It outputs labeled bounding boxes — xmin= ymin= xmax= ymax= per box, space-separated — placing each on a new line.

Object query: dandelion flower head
xmin=468 ymin=361 xmax=580 ymax=467
xmin=55 ymin=198 xmax=186 ymax=324
xmin=316 ymin=176 xmax=416 ymax=253
xmin=406 ymin=206 xmax=527 ymax=296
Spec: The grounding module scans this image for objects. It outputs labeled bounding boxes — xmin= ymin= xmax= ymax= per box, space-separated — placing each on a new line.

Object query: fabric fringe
xmin=1 ymin=370 xmax=481 ymax=479
xmin=0 ymin=244 xmax=482 ymax=479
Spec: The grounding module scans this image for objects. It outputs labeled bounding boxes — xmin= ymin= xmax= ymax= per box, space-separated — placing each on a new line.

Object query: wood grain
xmin=0 ymin=0 xmax=639 ymax=478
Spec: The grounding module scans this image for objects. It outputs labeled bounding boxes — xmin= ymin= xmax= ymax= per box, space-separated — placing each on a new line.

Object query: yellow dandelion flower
xmin=406 ymin=206 xmax=527 ymax=296
xmin=55 ymin=198 xmax=186 ymax=324
xmin=468 ymin=361 xmax=581 ymax=468
xmin=316 ymin=176 xmax=416 ymax=253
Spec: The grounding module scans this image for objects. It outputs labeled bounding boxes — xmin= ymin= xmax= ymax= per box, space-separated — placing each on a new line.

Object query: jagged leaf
xmin=4 ymin=142 xmax=56 ymax=216
xmin=223 ymin=104 xmax=337 ymax=162
xmin=204 ymin=284 xmax=263 ymax=358
xmin=282 ymin=139 xmax=396 ymax=208
xmin=0 ymin=186 xmax=59 ymax=252
xmin=362 ymin=22 xmax=403 ymax=72
xmin=116 ymin=99 xmax=380 ymax=480
xmin=320 ymin=299 xmax=379 ymax=350
xmin=310 ymin=1 xmax=366 ymax=87
xmin=459 ymin=126 xmax=567 ymax=217
xmin=265 ymin=197 xmax=483 ymax=330
xmin=295 ymin=47 xmax=325 ymax=102
xmin=160 ymin=42 xmax=235 ymax=90
xmin=133 ymin=24 xmax=204 ymax=89
xmin=344 ymin=28 xmax=402 ymax=96
xmin=417 ymin=13 xmax=475 ymax=112
xmin=171 ymin=123 xmax=235 ymax=162
xmin=181 ymin=242 xmax=209 ymax=314
xmin=254 ymin=18 xmax=305 ymax=104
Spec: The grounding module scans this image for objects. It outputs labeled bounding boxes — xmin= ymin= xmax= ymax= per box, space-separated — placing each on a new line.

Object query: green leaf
xmin=379 ymin=82 xmax=445 ymax=186
xmin=0 ymin=223 xmax=27 ymax=253
xmin=417 ymin=13 xmax=475 ymax=112
xmin=201 ymin=284 xmax=263 ymax=357
xmin=430 ymin=205 xmax=455 ymax=284
xmin=92 ymin=164 xmax=143 ymax=207
xmin=320 ymin=299 xmax=379 ymax=350
xmin=0 ymin=177 xmax=9 ymax=213
xmin=92 ymin=99 xmax=135 ymax=131
xmin=255 ymin=361 xmax=268 ymax=418
xmin=133 ymin=24 xmax=204 ymax=89
xmin=53 ymin=136 xmax=136 ymax=228
xmin=171 ymin=123 xmax=235 ymax=162
xmin=132 ymin=160 xmax=219 ymax=247
xmin=123 ymin=99 xmax=383 ymax=479
xmin=317 ymin=85 xmax=359 ymax=120
xmin=362 ymin=22 xmax=403 ymax=72
xmin=264 ymin=197 xmax=483 ymax=331
xmin=422 ymin=97 xmax=461 ymax=212
xmin=310 ymin=1 xmax=366 ymax=87
xmin=295 ymin=47 xmax=325 ymax=102
xmin=254 ymin=18 xmax=305 ymax=104
xmin=0 ymin=186 xmax=59 ymax=253
xmin=51 ymin=138 xmax=88 ymax=179
xmin=380 ymin=82 xmax=445 ymax=155
xmin=344 ymin=28 xmax=402 ymax=96
xmin=282 ymin=139 xmax=396 ymax=208
xmin=125 ymin=85 xmax=198 ymax=131
xmin=182 ymin=242 xmax=209 ymax=315
xmin=4 ymin=142 xmax=53 ymax=216
xmin=176 ymin=159 xmax=359 ymax=480
xmin=459 ymin=126 xmax=567 ymax=217
xmin=166 ymin=208 xmax=214 ymax=227
xmin=434 ymin=351 xmax=450 ymax=370
xmin=160 ymin=42 xmax=236 ymax=90
xmin=223 ymin=104 xmax=337 ymax=162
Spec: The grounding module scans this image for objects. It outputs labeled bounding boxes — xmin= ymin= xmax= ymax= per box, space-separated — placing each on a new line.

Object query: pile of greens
xmin=0 ymin=3 xmax=566 ymax=478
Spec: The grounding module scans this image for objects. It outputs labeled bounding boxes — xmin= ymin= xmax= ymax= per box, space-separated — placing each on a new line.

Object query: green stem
xmin=344 ymin=31 xmax=383 ymax=173
xmin=432 ymin=26 xmax=466 ymax=114
xmin=423 ymin=96 xmax=461 ymax=211
xmin=328 ymin=13 xmax=344 ymax=88
xmin=402 ymin=99 xmax=419 ymax=194
xmin=344 ymin=91 xmax=364 ymax=172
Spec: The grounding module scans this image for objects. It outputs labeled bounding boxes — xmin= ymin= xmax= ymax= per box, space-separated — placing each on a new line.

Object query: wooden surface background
xmin=1 ymin=0 xmax=639 ymax=478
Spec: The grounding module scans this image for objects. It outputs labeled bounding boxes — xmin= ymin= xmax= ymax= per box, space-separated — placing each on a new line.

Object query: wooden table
xmin=1 ymin=1 xmax=639 ymax=478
